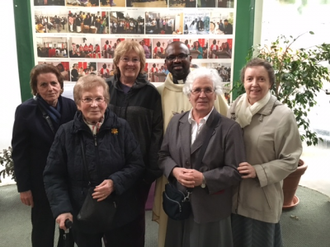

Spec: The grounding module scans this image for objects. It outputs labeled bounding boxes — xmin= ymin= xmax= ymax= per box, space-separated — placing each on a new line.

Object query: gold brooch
xmin=111 ymin=128 xmax=118 ymax=135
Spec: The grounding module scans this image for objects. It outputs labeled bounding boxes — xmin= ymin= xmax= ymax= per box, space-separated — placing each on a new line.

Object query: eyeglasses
xmin=81 ymin=97 xmax=105 ymax=104
xmin=190 ymin=88 xmax=214 ymax=96
xmin=165 ymin=54 xmax=189 ymax=61
xmin=120 ymin=57 xmax=140 ymax=63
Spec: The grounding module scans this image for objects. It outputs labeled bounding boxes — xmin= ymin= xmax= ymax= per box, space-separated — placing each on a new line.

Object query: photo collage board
xmin=32 ymin=0 xmax=235 ymax=99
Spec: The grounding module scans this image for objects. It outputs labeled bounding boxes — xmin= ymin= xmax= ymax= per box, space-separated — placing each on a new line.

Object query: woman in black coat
xmin=43 ymin=74 xmax=145 ymax=247
xmin=12 ymin=64 xmax=77 ymax=247
xmin=106 ymin=40 xmax=163 ymax=246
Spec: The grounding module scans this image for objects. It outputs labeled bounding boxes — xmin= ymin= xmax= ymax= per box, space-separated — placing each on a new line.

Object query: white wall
xmin=0 ymin=2 xmax=21 ymax=150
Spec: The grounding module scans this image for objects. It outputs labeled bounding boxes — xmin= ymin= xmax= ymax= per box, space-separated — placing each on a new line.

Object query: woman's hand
xmin=93 ymin=179 xmax=114 ymax=202
xmin=20 ymin=190 xmax=34 ymax=207
xmin=172 ymin=168 xmax=203 ymax=188
xmin=237 ymin=162 xmax=256 ymax=179
xmin=56 ymin=213 xmax=73 ymax=230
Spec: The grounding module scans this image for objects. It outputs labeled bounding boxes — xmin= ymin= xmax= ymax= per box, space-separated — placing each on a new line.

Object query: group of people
xmin=146 ymin=17 xmax=174 ymax=35
xmin=110 ymin=19 xmax=144 ymax=34
xmin=186 ymin=17 xmax=209 ymax=34
xmin=69 ymin=43 xmax=101 ymax=58
xmin=68 ymin=11 xmax=109 ymax=34
xmin=35 ymin=15 xmax=67 ymax=33
xmin=169 ymin=0 xmax=196 ymax=7
xmin=71 ymin=63 xmax=98 ymax=81
xmin=102 ymin=39 xmax=122 ymax=59
xmin=66 ymin=0 xmax=99 ymax=6
xmin=216 ymin=64 xmax=231 ymax=82
xmin=209 ymin=39 xmax=232 ymax=59
xmin=12 ymin=40 xmax=302 ymax=247
xmin=34 ymin=0 xmax=64 ymax=5
xmin=37 ymin=46 xmax=68 ymax=58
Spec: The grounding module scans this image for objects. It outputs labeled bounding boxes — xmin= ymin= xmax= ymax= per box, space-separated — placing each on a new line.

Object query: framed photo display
xmin=32 ymin=0 xmax=236 ymax=98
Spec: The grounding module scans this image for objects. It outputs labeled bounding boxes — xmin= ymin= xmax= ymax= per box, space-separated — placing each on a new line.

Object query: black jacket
xmin=43 ymin=109 xmax=145 ymax=228
xmin=106 ymin=74 xmax=163 ymax=184
xmin=12 ymin=96 xmax=77 ymax=194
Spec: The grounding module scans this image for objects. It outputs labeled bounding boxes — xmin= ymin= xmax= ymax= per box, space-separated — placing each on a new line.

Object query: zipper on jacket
xmin=93 ymin=134 xmax=97 ymax=146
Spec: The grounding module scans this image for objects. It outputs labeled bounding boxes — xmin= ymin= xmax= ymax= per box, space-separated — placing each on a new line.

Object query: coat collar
xmin=164 ymin=73 xmax=185 ymax=92
xmin=178 ymin=109 xmax=219 ymax=158
xmin=178 ymin=111 xmax=191 ymax=165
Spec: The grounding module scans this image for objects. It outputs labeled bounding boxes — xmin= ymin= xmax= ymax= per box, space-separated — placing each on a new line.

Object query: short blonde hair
xmin=73 ymin=74 xmax=110 ymax=105
xmin=113 ymin=40 xmax=146 ymax=75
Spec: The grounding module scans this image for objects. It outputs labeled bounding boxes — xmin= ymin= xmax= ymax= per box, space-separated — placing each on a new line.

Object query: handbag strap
xmin=80 ymin=135 xmax=91 ymax=186
xmin=34 ymin=97 xmax=55 ymax=134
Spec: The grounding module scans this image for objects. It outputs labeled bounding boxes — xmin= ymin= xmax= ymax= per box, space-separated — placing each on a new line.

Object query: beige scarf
xmin=235 ymin=91 xmax=271 ymax=128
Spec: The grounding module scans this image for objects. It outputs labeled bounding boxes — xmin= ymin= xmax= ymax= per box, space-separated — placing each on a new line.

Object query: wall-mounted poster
xmin=31 ymin=0 xmax=236 ymax=102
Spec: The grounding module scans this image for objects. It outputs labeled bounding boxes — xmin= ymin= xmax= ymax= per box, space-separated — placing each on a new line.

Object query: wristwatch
xmin=201 ymin=175 xmax=206 ymax=188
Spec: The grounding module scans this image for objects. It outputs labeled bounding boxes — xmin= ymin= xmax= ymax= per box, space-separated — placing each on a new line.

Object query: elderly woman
xmin=106 ymin=40 xmax=163 ymax=246
xmin=228 ymin=58 xmax=302 ymax=247
xmin=43 ymin=74 xmax=144 ymax=247
xmin=12 ymin=64 xmax=77 ymax=247
xmin=159 ymin=67 xmax=245 ymax=247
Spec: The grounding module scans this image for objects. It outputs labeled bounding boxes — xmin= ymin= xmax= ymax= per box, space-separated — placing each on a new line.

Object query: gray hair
xmin=73 ymin=74 xmax=110 ymax=105
xmin=183 ymin=68 xmax=223 ymax=96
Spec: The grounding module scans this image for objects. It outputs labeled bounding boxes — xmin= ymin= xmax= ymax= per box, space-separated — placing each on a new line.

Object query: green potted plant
xmin=233 ymin=31 xmax=330 ymax=208
xmin=0 ymin=146 xmax=15 ymax=183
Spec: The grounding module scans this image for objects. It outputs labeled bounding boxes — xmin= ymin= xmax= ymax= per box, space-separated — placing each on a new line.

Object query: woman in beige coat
xmin=228 ymin=58 xmax=302 ymax=247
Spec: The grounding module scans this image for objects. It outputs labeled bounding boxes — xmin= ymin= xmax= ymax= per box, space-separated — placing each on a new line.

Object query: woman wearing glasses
xmin=43 ymin=74 xmax=145 ymax=247
xmin=105 ymin=40 xmax=163 ymax=246
xmin=159 ymin=67 xmax=245 ymax=247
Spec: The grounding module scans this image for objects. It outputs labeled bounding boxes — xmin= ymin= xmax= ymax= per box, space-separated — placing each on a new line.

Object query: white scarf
xmin=235 ymin=91 xmax=271 ymax=128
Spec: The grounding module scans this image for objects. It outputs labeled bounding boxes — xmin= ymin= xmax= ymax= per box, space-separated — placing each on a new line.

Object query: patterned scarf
xmin=36 ymin=94 xmax=62 ymax=131
xmin=84 ymin=116 xmax=104 ymax=135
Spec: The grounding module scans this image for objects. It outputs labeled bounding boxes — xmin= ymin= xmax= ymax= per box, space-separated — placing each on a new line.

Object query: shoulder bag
xmin=76 ymin=136 xmax=117 ymax=234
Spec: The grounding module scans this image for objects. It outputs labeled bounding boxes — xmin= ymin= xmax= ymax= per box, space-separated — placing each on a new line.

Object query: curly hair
xmin=183 ymin=67 xmax=223 ymax=96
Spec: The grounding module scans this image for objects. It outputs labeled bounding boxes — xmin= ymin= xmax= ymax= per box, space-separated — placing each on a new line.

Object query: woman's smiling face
xmin=243 ymin=66 xmax=272 ymax=105
xmin=117 ymin=50 xmax=141 ymax=81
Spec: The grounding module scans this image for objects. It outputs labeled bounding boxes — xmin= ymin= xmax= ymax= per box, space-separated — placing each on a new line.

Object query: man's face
xmin=165 ymin=43 xmax=192 ymax=81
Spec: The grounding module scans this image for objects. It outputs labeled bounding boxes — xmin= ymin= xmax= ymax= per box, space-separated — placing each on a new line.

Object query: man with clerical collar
xmin=164 ymin=41 xmax=191 ymax=84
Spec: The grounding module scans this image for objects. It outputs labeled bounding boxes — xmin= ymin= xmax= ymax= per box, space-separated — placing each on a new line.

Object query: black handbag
xmin=163 ymin=183 xmax=192 ymax=220
xmin=76 ymin=137 xmax=117 ymax=234
xmin=162 ymin=112 xmax=220 ymax=221
xmin=76 ymin=187 xmax=117 ymax=234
